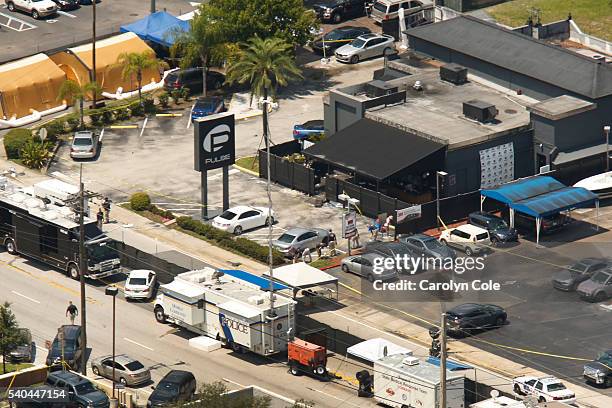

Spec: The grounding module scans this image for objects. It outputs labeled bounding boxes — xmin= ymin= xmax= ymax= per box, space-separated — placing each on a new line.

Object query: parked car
xmin=341 ymin=253 xmax=397 ymax=282
xmin=370 ymin=0 xmax=425 ymax=23
xmin=398 ymin=233 xmax=456 ymax=261
xmin=6 ymin=0 xmax=57 ymax=19
xmin=124 ymin=269 xmax=157 ymax=300
xmin=78 ymin=0 xmax=101 ymax=4
xmin=46 ymin=325 xmax=83 ymax=371
xmin=335 ymin=33 xmax=395 ymax=64
xmin=70 ymin=131 xmax=100 ymax=159
xmin=364 ymin=241 xmax=414 ymax=273
xmin=439 ymin=224 xmax=490 ymax=256
xmin=468 ymin=211 xmax=517 ymax=244
xmin=91 ymin=354 xmax=151 ymax=386
xmin=8 ymin=328 xmax=33 ymax=362
xmin=51 ymin=0 xmax=79 ymax=10
xmin=163 ymin=68 xmax=225 ymax=94
xmin=513 ymin=212 xmax=568 ymax=235
xmin=312 ymin=0 xmax=366 ymax=23
xmin=311 ymin=26 xmax=371 ymax=55
xmin=584 ymin=350 xmax=612 ymax=387
xmin=292 ymin=120 xmax=325 ymax=140
xmin=191 ymin=96 xmax=226 ymax=121
xmin=552 ymin=258 xmax=609 ymax=292
xmin=271 ymin=227 xmax=330 ymax=256
xmin=211 ymin=205 xmax=274 ymax=235
xmin=513 ymin=376 xmax=575 ymax=404
xmin=147 ymin=370 xmax=196 ymax=407
xmin=576 ymin=268 xmax=612 ymax=302
xmin=446 ymin=303 xmax=506 ymax=336
xmin=45 ymin=371 xmax=109 ymax=408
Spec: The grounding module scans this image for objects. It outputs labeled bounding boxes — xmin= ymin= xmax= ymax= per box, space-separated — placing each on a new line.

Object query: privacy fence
xmin=258 ymin=141 xmax=316 ymax=196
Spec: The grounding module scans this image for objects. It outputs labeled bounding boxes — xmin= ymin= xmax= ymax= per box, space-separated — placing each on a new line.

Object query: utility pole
xmin=151 ymin=0 xmax=156 ymax=13
xmin=78 ymin=164 xmax=88 ymax=375
xmin=439 ymin=313 xmax=447 ymax=408
xmin=92 ymin=0 xmax=97 ymax=108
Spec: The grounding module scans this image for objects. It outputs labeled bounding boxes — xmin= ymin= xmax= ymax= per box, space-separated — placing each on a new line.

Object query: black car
xmin=468 ymin=211 xmax=518 ymax=244
xmin=312 ymin=0 xmax=367 ymax=23
xmin=148 ymin=370 xmax=196 ymax=407
xmin=45 ymin=325 xmax=82 ymax=371
xmin=446 ymin=303 xmax=507 ymax=336
xmin=513 ymin=211 xmax=568 ymax=235
xmin=584 ymin=350 xmax=612 ymax=388
xmin=311 ymin=26 xmax=371 ymax=55
xmin=163 ymin=68 xmax=225 ymax=94
xmin=552 ymin=257 xmax=609 ymax=291
xmin=52 ymin=0 xmax=79 ymax=10
xmin=46 ymin=371 xmax=109 ymax=408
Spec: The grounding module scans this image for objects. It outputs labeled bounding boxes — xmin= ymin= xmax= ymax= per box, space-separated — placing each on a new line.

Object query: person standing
xmin=352 ymin=231 xmax=361 ymax=248
xmin=328 ymin=229 xmax=337 ymax=246
xmin=66 ymin=301 xmax=78 ymax=325
xmin=96 ymin=208 xmax=104 ymax=229
xmin=102 ymin=197 xmax=111 ymax=223
xmin=302 ymin=247 xmax=312 ymax=263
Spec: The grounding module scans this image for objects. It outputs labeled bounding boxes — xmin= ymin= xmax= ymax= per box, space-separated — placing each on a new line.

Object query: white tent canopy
xmin=263 ymin=263 xmax=338 ymax=298
xmin=347 ymin=338 xmax=413 ymax=364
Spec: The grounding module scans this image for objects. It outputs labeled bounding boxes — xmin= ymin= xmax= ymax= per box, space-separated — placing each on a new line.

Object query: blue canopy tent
xmin=480 ymin=176 xmax=599 ymax=245
xmin=120 ymin=11 xmax=189 ymax=47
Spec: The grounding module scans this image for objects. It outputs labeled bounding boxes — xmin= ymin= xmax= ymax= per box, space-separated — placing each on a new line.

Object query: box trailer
xmin=373 ymin=353 xmax=465 ymax=408
xmin=154 ymin=268 xmax=296 ymax=356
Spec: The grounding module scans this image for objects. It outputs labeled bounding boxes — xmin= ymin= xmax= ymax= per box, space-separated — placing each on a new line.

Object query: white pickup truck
xmin=6 ymin=0 xmax=57 ymax=19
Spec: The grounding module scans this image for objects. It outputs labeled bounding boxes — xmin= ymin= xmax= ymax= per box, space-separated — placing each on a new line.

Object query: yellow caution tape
xmin=109 ymin=125 xmax=138 ymax=129
xmin=156 ymin=113 xmax=183 ymax=117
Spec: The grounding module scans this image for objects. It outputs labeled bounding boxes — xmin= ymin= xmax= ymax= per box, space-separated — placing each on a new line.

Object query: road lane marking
xmin=124 ymin=337 xmax=154 ymax=351
xmin=36 ymin=345 xmax=49 ymax=352
xmin=306 ymin=387 xmax=360 ymax=407
xmin=57 ymin=10 xmax=76 ymax=18
xmin=222 ymin=378 xmax=245 ymax=388
xmin=139 ymin=117 xmax=148 ymax=138
xmin=11 ymin=290 xmax=40 ymax=304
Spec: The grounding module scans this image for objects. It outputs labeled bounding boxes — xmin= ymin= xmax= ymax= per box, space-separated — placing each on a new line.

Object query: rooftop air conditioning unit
xmin=463 ymin=100 xmax=498 ymax=123
xmin=402 ymin=356 xmax=420 ymax=366
xmin=365 ymin=80 xmax=398 ymax=98
xmin=593 ymin=55 xmax=605 ymax=61
xmin=440 ymin=63 xmax=468 ymax=85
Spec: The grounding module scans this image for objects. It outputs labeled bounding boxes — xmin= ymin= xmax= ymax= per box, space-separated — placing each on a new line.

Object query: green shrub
xmin=4 ymin=129 xmax=32 ymax=159
xmin=114 ymin=107 xmax=130 ymax=121
xmin=101 ymin=110 xmax=114 ymax=124
xmin=159 ymin=92 xmax=169 ymax=108
xmin=149 ymin=205 xmax=175 ymax=220
xmin=129 ymin=102 xmax=144 ymax=117
xmin=180 ymin=87 xmax=190 ymax=102
xmin=129 ymin=192 xmax=151 ymax=211
xmin=171 ymin=89 xmax=182 ymax=104
xmin=89 ymin=112 xmax=103 ymax=127
xmin=66 ymin=117 xmax=81 ymax=132
xmin=20 ymin=140 xmax=51 ymax=169
xmin=44 ymin=120 xmax=67 ymax=141
xmin=143 ymin=98 xmax=156 ymax=114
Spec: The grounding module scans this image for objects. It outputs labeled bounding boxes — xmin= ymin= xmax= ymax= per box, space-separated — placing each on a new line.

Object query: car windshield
xmin=489 ymin=218 xmax=508 ymax=229
xmin=74 ymin=382 xmax=97 ymax=394
xmin=547 ymin=383 xmax=566 ymax=391
xmin=422 ymin=238 xmax=444 ymax=250
xmin=351 ymin=38 xmax=366 ymax=48
xmin=196 ymin=100 xmax=216 ymax=109
xmin=53 ymin=339 xmax=76 ymax=352
xmin=128 ymin=278 xmax=147 ymax=286
xmin=157 ymin=381 xmax=179 ymax=393
xmin=476 ymin=233 xmax=489 ymax=241
xmin=87 ymin=241 xmax=117 ymax=262
xmin=219 ymin=211 xmax=237 ymax=220
xmin=569 ymin=262 xmax=589 ymax=274
xmin=591 ymin=271 xmax=611 ymax=284
xmin=323 ymin=30 xmax=348 ymax=41
xmin=597 ymin=352 xmax=612 ymax=364
xmin=73 ymin=138 xmax=92 ymax=146
xmin=125 ymin=361 xmax=145 ymax=371
xmin=277 ymin=233 xmax=296 ymax=243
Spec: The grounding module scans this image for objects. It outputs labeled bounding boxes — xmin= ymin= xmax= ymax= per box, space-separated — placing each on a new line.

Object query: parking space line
xmin=0 ymin=11 xmax=37 ymax=31
xmin=57 ymin=10 xmax=76 ymax=18
xmin=124 ymin=337 xmax=154 ymax=351
xmin=139 ymin=117 xmax=148 ymax=138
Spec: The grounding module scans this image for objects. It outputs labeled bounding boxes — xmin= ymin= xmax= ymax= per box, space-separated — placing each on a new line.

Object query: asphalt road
xmin=0 ymin=250 xmax=377 ymax=408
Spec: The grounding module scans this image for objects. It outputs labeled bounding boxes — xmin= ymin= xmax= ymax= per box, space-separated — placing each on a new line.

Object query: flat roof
xmin=528 ymin=95 xmax=597 ymax=120
xmin=357 ymin=70 xmax=530 ymax=150
xmin=264 ymin=263 xmax=338 ymax=290
xmin=375 ymin=353 xmax=463 ymax=384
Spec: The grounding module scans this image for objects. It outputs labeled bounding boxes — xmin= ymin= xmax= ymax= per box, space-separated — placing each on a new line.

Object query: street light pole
xmin=436 ymin=171 xmax=448 ymax=229
xmin=78 ymin=165 xmax=88 ymax=376
xmin=439 ymin=313 xmax=447 ymax=408
xmin=105 ymin=286 xmax=118 ymax=407
xmin=605 ymin=125 xmax=610 ymax=173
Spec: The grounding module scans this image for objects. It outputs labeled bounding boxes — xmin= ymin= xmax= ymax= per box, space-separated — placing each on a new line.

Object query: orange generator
xmin=287 ymin=339 xmax=327 ymax=378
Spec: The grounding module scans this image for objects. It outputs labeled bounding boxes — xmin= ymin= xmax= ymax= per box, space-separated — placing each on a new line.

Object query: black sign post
xmin=194 ymin=112 xmax=236 ymax=220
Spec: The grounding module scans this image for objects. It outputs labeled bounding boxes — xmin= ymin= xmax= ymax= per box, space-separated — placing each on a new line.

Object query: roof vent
xmin=440 ymin=63 xmax=468 ymax=85
xmin=365 ymin=80 xmax=398 ymax=98
xmin=402 ymin=356 xmax=419 ymax=366
xmin=463 ymin=100 xmax=498 ymax=123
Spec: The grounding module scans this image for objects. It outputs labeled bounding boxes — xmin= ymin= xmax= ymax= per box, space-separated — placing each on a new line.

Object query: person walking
xmin=302 ymin=247 xmax=312 ymax=263
xmin=102 ymin=197 xmax=111 ymax=223
xmin=352 ymin=231 xmax=361 ymax=248
xmin=66 ymin=301 xmax=78 ymax=325
xmin=328 ymin=229 xmax=337 ymax=246
xmin=96 ymin=208 xmax=104 ymax=229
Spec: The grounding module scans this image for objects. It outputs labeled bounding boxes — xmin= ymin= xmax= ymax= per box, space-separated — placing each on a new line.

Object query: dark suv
xmin=163 ymin=68 xmax=225 ymax=94
xmin=446 ymin=303 xmax=507 ymax=337
xmin=148 ymin=370 xmax=196 ymax=407
xmin=46 ymin=325 xmax=82 ymax=371
xmin=468 ymin=211 xmax=517 ymax=244
xmin=312 ymin=0 xmax=367 ymax=23
xmin=513 ymin=212 xmax=568 ymax=235
xmin=45 ymin=371 xmax=109 ymax=408
xmin=584 ymin=350 xmax=612 ymax=387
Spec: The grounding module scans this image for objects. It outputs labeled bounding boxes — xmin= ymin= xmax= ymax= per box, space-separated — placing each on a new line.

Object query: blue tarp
xmin=120 ymin=11 xmax=189 ymax=47
xmin=220 ymin=269 xmax=289 ymax=292
xmin=481 ymin=176 xmax=598 ymax=218
xmin=426 ymin=356 xmax=472 ymax=371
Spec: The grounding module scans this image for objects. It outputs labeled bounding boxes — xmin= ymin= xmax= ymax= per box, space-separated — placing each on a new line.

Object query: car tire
xmin=5 ymin=238 xmax=17 ymax=255
xmin=314 ymin=365 xmax=326 ymax=376
xmin=594 ymin=292 xmax=607 ymax=303
xmin=350 ymin=55 xmax=359 ymax=64
xmin=495 ymin=317 xmax=505 ymax=328
xmin=367 ymin=274 xmax=374 ymax=283
xmin=333 ymin=13 xmax=342 ymax=23
xmin=605 ymin=376 xmax=612 ymax=388
xmin=289 ymin=363 xmax=301 ymax=376
xmin=92 ymin=366 xmax=99 ymax=375
xmin=265 ymin=216 xmax=274 ymax=226
xmin=119 ymin=377 xmax=128 ymax=386
xmin=7 ymin=2 xmax=15 ymax=11
xmin=465 ymin=247 xmax=473 ymax=256
xmin=538 ymin=397 xmax=546 ymax=403
xmin=154 ymin=306 xmax=166 ymax=323
xmin=440 ymin=239 xmax=447 ymax=245
xmin=341 ymin=264 xmax=349 ymax=272
xmin=68 ymin=263 xmax=80 ymax=280
xmin=32 ymin=10 xmax=39 ymax=19
xmin=233 ymin=225 xmax=243 ymax=235
xmin=513 ymin=384 xmax=522 ymax=395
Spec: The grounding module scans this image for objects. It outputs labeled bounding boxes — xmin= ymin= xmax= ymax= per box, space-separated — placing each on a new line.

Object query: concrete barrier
xmin=0 ymin=365 xmax=47 ymax=388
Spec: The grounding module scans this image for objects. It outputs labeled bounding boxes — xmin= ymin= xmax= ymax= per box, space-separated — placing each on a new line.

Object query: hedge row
xmin=4 ymin=129 xmax=33 ymax=159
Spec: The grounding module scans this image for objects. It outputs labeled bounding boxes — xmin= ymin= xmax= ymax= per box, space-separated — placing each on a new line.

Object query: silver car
xmin=70 ymin=131 xmax=100 ymax=159
xmin=335 ymin=33 xmax=395 ymax=64
xmin=576 ymin=269 xmax=612 ymax=302
xmin=271 ymin=227 xmax=330 ymax=256
xmin=91 ymin=354 xmax=151 ymax=386
xmin=341 ymin=253 xmax=398 ymax=282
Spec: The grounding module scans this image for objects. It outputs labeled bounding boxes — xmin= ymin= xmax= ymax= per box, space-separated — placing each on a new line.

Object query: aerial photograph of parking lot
xmin=0 ymin=0 xmax=611 ymax=407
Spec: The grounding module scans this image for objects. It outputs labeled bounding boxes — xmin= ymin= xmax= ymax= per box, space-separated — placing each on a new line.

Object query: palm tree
xmin=58 ymin=80 xmax=101 ymax=126
xmin=116 ymin=51 xmax=162 ymax=105
xmin=225 ymin=36 xmax=301 ymax=320
xmin=170 ymin=11 xmax=226 ymax=97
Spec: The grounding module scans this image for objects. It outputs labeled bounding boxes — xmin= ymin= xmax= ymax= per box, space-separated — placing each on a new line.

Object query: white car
xmin=211 ymin=205 xmax=275 ymax=235
xmin=6 ymin=0 xmax=58 ymax=19
xmin=439 ymin=224 xmax=490 ymax=256
xmin=124 ymin=270 xmax=157 ymax=300
xmin=513 ymin=376 xmax=575 ymax=404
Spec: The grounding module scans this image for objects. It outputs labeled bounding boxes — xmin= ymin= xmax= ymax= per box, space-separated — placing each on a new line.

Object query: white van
xmin=370 ymin=0 xmax=424 ymax=23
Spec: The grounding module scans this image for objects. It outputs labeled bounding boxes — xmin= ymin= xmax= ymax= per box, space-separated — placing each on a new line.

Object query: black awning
xmin=304 ymin=118 xmax=445 ymax=181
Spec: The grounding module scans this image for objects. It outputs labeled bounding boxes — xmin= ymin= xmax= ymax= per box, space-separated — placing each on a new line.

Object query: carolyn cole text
xmin=372 ymin=254 xmax=486 ymax=275
xmin=373 ymin=279 xmax=501 ymax=292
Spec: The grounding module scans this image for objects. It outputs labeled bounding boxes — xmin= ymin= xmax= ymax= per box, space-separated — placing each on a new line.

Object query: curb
xmin=320 ymin=263 xmax=341 ymax=271
xmin=232 ymin=163 xmax=259 ymax=177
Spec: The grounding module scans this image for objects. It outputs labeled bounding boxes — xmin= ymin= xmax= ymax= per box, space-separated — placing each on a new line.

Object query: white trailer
xmin=154 ymin=268 xmax=296 ymax=356
xmin=373 ymin=353 xmax=465 ymax=408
